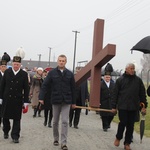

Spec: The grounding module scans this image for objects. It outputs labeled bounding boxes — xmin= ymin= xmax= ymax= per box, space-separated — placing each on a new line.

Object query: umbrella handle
xmin=140 ymin=102 xmax=146 ymax=115
xmin=140 ymin=102 xmax=145 ymax=108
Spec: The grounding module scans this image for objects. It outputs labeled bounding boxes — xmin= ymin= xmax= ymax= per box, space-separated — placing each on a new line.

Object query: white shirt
xmin=104 ymin=81 xmax=110 ymax=88
xmin=0 ymin=71 xmax=4 ymax=76
xmin=12 ymin=68 xmax=20 ymax=75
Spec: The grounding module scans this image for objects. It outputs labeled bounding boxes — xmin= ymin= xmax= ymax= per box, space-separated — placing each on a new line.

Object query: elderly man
xmin=112 ymin=63 xmax=147 ymax=150
xmin=0 ymin=56 xmax=29 ymax=143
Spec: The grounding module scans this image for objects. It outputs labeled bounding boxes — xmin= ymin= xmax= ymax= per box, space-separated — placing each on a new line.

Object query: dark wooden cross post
xmin=75 ymin=18 xmax=116 ymax=107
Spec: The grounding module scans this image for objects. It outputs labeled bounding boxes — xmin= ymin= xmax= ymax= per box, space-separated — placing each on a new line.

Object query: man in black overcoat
xmin=0 ymin=56 xmax=29 ymax=143
xmin=100 ymin=72 xmax=115 ymax=131
xmin=69 ymin=68 xmax=89 ymax=129
xmin=0 ymin=60 xmax=8 ymax=127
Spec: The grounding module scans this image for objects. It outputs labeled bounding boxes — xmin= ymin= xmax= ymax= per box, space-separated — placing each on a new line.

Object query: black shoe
xmin=48 ymin=123 xmax=52 ymax=128
xmin=53 ymin=141 xmax=59 ymax=146
xmin=4 ymin=134 xmax=9 ymax=139
xmin=38 ymin=114 xmax=41 ymax=117
xmin=74 ymin=126 xmax=79 ymax=129
xmin=13 ymin=139 xmax=19 ymax=143
xmin=103 ymin=128 xmax=107 ymax=132
xmin=69 ymin=123 xmax=72 ymax=127
xmin=33 ymin=114 xmax=36 ymax=118
xmin=44 ymin=121 xmax=47 ymax=126
xmin=61 ymin=145 xmax=68 ymax=150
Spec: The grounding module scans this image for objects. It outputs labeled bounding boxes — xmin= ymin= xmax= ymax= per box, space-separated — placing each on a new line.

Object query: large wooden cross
xmin=75 ymin=19 xmax=116 ymax=107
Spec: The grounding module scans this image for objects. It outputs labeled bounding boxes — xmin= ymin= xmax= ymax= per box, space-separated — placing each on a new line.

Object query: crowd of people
xmin=0 ymin=52 xmax=148 ymax=150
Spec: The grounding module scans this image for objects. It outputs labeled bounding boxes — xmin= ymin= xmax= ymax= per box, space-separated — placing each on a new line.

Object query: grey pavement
xmin=0 ymin=105 xmax=149 ymax=150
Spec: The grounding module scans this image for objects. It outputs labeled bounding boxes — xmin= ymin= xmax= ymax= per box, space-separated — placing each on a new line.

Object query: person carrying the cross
xmin=39 ymin=54 xmax=76 ymax=150
xmin=112 ymin=63 xmax=147 ymax=150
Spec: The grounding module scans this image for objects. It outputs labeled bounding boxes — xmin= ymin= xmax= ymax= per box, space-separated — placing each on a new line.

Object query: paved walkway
xmin=0 ymin=105 xmax=149 ymax=150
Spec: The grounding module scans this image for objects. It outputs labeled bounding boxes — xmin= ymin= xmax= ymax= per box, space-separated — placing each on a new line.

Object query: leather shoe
xmin=103 ymin=128 xmax=107 ymax=132
xmin=69 ymin=123 xmax=72 ymax=127
xmin=43 ymin=121 xmax=47 ymax=126
xmin=4 ymin=134 xmax=9 ymax=139
xmin=114 ymin=138 xmax=120 ymax=147
xmin=48 ymin=123 xmax=52 ymax=128
xmin=74 ymin=126 xmax=79 ymax=129
xmin=13 ymin=139 xmax=19 ymax=143
xmin=124 ymin=144 xmax=131 ymax=150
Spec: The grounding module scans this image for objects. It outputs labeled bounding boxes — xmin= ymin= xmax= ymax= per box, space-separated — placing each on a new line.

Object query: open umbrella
xmin=140 ymin=102 xmax=146 ymax=143
xmin=131 ymin=36 xmax=150 ymax=54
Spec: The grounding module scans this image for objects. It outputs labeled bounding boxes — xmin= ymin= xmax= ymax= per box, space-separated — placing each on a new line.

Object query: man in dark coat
xmin=0 ymin=60 xmax=8 ymax=127
xmin=69 ymin=68 xmax=89 ymax=129
xmin=39 ymin=54 xmax=76 ymax=150
xmin=0 ymin=56 xmax=29 ymax=143
xmin=112 ymin=63 xmax=147 ymax=150
xmin=100 ymin=72 xmax=115 ymax=132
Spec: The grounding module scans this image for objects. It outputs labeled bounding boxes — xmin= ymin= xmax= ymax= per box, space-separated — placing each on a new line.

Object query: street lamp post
xmin=72 ymin=30 xmax=80 ymax=74
xmin=37 ymin=54 xmax=41 ymax=67
xmin=48 ymin=47 xmax=51 ymax=67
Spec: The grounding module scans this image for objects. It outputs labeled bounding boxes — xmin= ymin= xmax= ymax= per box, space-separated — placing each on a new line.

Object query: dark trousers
xmin=44 ymin=109 xmax=53 ymax=124
xmin=69 ymin=108 xmax=81 ymax=126
xmin=0 ymin=117 xmax=2 ymax=126
xmin=116 ymin=110 xmax=136 ymax=145
xmin=101 ymin=116 xmax=114 ymax=129
xmin=3 ymin=118 xmax=21 ymax=140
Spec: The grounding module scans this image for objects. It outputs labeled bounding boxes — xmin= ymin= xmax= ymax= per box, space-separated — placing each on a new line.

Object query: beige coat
xmin=30 ymin=73 xmax=43 ymax=108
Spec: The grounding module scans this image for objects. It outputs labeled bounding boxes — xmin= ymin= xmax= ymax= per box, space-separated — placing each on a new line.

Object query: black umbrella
xmin=140 ymin=102 xmax=146 ymax=143
xmin=131 ymin=36 xmax=150 ymax=54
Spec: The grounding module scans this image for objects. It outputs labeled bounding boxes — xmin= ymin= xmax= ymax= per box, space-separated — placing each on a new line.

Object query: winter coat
xmin=0 ymin=72 xmax=3 ymax=114
xmin=112 ymin=73 xmax=147 ymax=111
xmin=30 ymin=73 xmax=43 ymax=108
xmin=0 ymin=68 xmax=29 ymax=120
xmin=100 ymin=79 xmax=115 ymax=116
xmin=39 ymin=67 xmax=76 ymax=105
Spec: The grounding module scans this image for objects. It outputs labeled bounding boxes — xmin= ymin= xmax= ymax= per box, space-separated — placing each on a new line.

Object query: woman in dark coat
xmin=100 ymin=73 xmax=115 ymax=132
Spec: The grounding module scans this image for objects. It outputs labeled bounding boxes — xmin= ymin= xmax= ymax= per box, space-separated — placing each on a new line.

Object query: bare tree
xmin=140 ymin=54 xmax=150 ymax=87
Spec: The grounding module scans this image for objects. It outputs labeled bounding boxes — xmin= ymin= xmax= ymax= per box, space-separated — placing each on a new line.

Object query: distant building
xmin=7 ymin=59 xmax=57 ymax=70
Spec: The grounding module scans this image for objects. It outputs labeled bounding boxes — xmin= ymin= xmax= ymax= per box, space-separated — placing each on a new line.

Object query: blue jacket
xmin=39 ymin=67 xmax=76 ymax=105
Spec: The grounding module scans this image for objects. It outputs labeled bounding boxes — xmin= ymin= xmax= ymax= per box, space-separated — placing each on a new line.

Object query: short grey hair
xmin=125 ymin=63 xmax=135 ymax=69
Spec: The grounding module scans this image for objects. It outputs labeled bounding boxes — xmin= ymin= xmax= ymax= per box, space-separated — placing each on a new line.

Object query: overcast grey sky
xmin=1 ymin=0 xmax=150 ymax=72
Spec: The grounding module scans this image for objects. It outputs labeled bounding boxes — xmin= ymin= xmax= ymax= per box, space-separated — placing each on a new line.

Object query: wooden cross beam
xmin=75 ymin=19 xmax=116 ymax=107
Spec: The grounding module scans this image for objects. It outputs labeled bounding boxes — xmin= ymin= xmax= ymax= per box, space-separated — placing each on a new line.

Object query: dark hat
xmin=104 ymin=63 xmax=113 ymax=76
xmin=104 ymin=71 xmax=111 ymax=76
xmin=0 ymin=60 xmax=7 ymax=66
xmin=2 ymin=52 xmax=11 ymax=63
xmin=13 ymin=56 xmax=21 ymax=63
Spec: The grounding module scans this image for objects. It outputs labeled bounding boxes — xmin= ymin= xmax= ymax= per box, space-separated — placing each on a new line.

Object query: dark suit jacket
xmin=100 ymin=79 xmax=115 ymax=116
xmin=76 ymin=80 xmax=89 ymax=106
